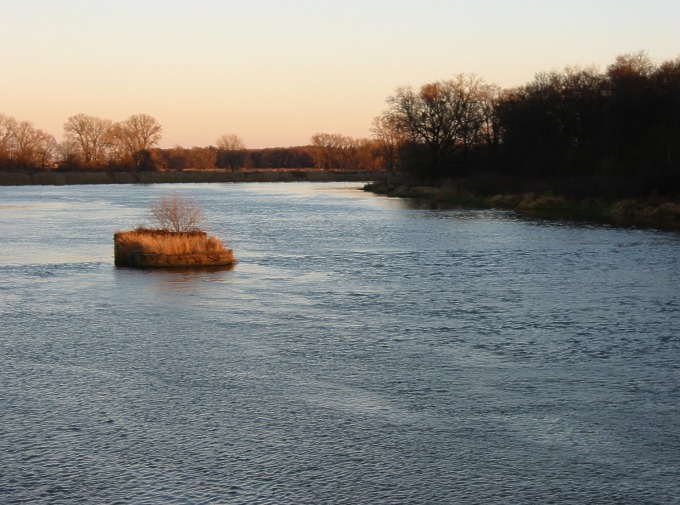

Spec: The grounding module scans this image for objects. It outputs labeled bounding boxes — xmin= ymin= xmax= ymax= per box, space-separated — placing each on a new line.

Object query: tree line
xmin=151 ymin=138 xmax=383 ymax=172
xmin=3 ymin=51 xmax=678 ymax=194
xmin=0 ymin=112 xmax=165 ymax=172
xmin=0 ymin=113 xmax=58 ymax=170
xmin=0 ymin=112 xmax=381 ymax=172
xmin=377 ymin=51 xmax=680 ymax=195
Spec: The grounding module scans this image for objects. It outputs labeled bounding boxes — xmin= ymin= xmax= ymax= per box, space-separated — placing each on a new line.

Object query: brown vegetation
xmin=148 ymin=193 xmax=205 ymax=232
xmin=114 ymin=228 xmax=235 ymax=268
xmin=0 ymin=168 xmax=388 ymax=186
xmin=4 ymin=50 xmax=679 ymax=228
xmin=364 ymin=179 xmax=680 ymax=230
xmin=115 ymin=193 xmax=235 ymax=268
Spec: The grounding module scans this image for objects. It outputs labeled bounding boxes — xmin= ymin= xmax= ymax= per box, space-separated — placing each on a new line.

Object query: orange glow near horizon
xmin=1 ymin=1 xmax=678 ymax=149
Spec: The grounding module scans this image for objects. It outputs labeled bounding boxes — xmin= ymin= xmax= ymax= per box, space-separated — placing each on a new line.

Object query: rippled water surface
xmin=1 ymin=182 xmax=679 ymax=504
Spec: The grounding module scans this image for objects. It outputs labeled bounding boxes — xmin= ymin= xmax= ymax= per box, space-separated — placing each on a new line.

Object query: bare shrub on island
xmin=148 ymin=193 xmax=205 ymax=232
xmin=114 ymin=193 xmax=234 ymax=268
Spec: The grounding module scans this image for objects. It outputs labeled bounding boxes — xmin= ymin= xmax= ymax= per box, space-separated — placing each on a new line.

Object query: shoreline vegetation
xmin=4 ymin=50 xmax=680 ymax=232
xmin=0 ymin=168 xmax=388 ymax=186
xmin=363 ymin=178 xmax=680 ymax=231
xmin=2 ymin=167 xmax=679 ymax=231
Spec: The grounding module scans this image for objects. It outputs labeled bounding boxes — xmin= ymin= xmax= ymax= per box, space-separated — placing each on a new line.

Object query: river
xmin=1 ymin=182 xmax=679 ymax=504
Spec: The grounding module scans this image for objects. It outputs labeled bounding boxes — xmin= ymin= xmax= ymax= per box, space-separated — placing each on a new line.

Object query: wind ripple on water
xmin=1 ymin=183 xmax=679 ymax=504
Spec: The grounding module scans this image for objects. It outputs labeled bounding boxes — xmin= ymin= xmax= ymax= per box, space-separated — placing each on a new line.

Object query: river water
xmin=1 ymin=182 xmax=679 ymax=504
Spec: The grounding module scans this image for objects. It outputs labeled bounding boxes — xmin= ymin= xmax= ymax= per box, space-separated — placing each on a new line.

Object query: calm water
xmin=1 ymin=182 xmax=679 ymax=504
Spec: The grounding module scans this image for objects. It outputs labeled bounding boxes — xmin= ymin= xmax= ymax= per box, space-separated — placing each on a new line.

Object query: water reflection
xmin=116 ymin=264 xmax=235 ymax=275
xmin=113 ymin=264 xmax=235 ymax=299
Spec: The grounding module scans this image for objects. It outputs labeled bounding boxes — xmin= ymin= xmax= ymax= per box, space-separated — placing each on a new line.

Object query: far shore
xmin=4 ymin=168 xmax=679 ymax=231
xmin=364 ymin=179 xmax=680 ymax=232
xmin=0 ymin=168 xmax=391 ymax=186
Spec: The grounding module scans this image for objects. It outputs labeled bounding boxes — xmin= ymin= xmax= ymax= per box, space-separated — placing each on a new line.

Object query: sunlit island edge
xmin=113 ymin=228 xmax=236 ymax=268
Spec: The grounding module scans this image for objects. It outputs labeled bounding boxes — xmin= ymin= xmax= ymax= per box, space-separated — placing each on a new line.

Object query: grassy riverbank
xmin=0 ymin=169 xmax=388 ymax=186
xmin=364 ymin=179 xmax=680 ymax=231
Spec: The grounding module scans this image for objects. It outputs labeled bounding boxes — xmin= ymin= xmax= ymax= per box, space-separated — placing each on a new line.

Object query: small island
xmin=114 ymin=228 xmax=235 ymax=268
xmin=114 ymin=193 xmax=235 ymax=268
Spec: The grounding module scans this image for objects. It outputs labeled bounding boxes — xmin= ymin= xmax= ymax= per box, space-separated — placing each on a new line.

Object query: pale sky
xmin=1 ymin=0 xmax=678 ymax=149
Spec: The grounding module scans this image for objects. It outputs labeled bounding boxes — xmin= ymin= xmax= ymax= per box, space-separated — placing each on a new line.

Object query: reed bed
xmin=114 ymin=228 xmax=235 ymax=267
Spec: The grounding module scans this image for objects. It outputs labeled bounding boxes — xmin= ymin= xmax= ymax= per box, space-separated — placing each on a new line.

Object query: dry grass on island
xmin=114 ymin=194 xmax=235 ymax=268
xmin=114 ymin=228 xmax=235 ymax=268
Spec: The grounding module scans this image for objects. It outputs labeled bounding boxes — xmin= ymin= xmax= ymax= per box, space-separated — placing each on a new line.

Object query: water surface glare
xmin=1 ymin=182 xmax=679 ymax=504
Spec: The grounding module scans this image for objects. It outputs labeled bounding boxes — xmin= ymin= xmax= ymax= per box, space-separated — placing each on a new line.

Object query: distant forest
xmin=2 ymin=51 xmax=679 ymax=195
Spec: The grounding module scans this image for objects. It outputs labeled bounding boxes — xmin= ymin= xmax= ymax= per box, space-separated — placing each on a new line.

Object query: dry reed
xmin=114 ymin=228 xmax=235 ymax=267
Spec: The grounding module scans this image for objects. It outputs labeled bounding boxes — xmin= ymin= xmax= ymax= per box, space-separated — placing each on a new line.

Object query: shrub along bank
xmin=364 ymin=177 xmax=680 ymax=231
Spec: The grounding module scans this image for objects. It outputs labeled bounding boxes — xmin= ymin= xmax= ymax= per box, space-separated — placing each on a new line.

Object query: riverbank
xmin=364 ymin=179 xmax=680 ymax=231
xmin=0 ymin=169 xmax=389 ymax=186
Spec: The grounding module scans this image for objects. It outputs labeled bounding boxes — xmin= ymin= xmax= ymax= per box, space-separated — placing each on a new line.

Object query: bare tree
xmin=386 ymin=82 xmax=459 ymax=176
xmin=34 ymin=130 xmax=58 ymax=169
xmin=476 ymin=83 xmax=503 ymax=148
xmin=0 ymin=114 xmax=17 ymax=166
xmin=148 ymin=193 xmax=205 ymax=232
xmin=108 ymin=114 xmax=163 ymax=169
xmin=385 ymin=74 xmax=495 ymax=177
xmin=371 ymin=114 xmax=405 ymax=172
xmin=12 ymin=121 xmax=38 ymax=166
xmin=310 ymin=132 xmax=355 ymax=169
xmin=216 ymin=134 xmax=246 ymax=170
xmin=188 ymin=146 xmax=217 ymax=169
xmin=216 ymin=133 xmax=245 ymax=151
xmin=0 ymin=115 xmax=56 ymax=169
xmin=12 ymin=121 xmax=56 ymax=168
xmin=607 ymin=50 xmax=655 ymax=79
xmin=63 ymin=113 xmax=112 ymax=166
xmin=61 ymin=113 xmax=162 ymax=169
xmin=121 ymin=114 xmax=163 ymax=159
xmin=107 ymin=123 xmax=129 ymax=166
xmin=57 ymin=139 xmax=82 ymax=170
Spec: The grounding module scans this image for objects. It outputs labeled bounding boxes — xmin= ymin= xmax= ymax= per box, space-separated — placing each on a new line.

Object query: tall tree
xmin=12 ymin=121 xmax=56 ymax=168
xmin=0 ymin=115 xmax=57 ymax=169
xmin=63 ymin=113 xmax=112 ymax=167
xmin=116 ymin=114 xmax=163 ymax=170
xmin=310 ymin=133 xmax=353 ymax=169
xmin=33 ymin=130 xmax=58 ymax=169
xmin=496 ymin=67 xmax=607 ymax=175
xmin=653 ymin=57 xmax=680 ymax=168
xmin=0 ymin=114 xmax=17 ymax=168
xmin=603 ymin=51 xmax=658 ymax=175
xmin=216 ymin=133 xmax=246 ymax=170
xmin=371 ymin=113 xmax=404 ymax=172
xmin=384 ymin=74 xmax=495 ymax=177
xmin=121 ymin=113 xmax=163 ymax=153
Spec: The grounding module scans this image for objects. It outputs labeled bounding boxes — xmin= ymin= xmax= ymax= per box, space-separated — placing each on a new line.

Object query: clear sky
xmin=1 ymin=0 xmax=678 ymax=149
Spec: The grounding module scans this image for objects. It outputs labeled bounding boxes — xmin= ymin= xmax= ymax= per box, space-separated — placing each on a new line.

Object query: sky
xmin=1 ymin=0 xmax=678 ymax=149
